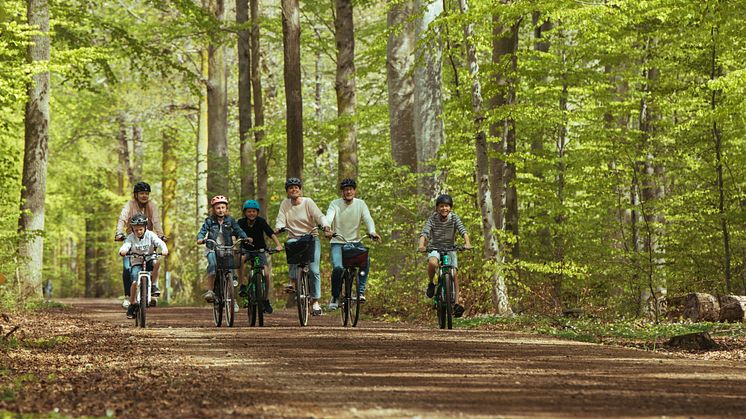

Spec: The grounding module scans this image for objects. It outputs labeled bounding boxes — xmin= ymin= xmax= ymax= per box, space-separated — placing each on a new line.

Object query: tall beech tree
xmin=205 ymin=0 xmax=229 ymax=199
xmin=282 ymin=0 xmax=303 ymax=179
xmin=334 ymin=0 xmax=358 ymax=181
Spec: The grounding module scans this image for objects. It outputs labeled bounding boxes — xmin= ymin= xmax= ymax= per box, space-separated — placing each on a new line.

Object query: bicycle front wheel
xmin=350 ymin=270 xmax=361 ymax=327
xmin=444 ymin=272 xmax=454 ymax=330
xmin=248 ymin=272 xmax=260 ymax=327
xmin=137 ymin=276 xmax=148 ymax=328
xmin=437 ymin=275 xmax=447 ymax=329
xmin=225 ymin=272 xmax=236 ymax=327
xmin=340 ymin=270 xmax=350 ymax=327
xmin=213 ymin=272 xmax=224 ymax=327
xmin=257 ymin=273 xmax=266 ymax=327
xmin=296 ymin=270 xmax=309 ymax=327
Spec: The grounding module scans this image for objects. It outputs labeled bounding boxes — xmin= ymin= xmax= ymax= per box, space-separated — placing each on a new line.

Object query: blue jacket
xmin=197 ymin=215 xmax=247 ymax=249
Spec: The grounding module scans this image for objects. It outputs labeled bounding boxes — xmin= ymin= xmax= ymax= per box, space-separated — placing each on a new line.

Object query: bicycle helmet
xmin=340 ymin=178 xmax=357 ymax=189
xmin=285 ymin=177 xmax=302 ymax=190
xmin=210 ymin=195 xmax=229 ymax=206
xmin=133 ymin=182 xmax=151 ymax=193
xmin=435 ymin=194 xmax=454 ymax=207
xmin=243 ymin=199 xmax=260 ymax=212
xmin=130 ymin=213 xmax=148 ymax=226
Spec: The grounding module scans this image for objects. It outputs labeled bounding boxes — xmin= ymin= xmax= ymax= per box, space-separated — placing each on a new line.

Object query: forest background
xmin=1 ymin=0 xmax=745 ymax=322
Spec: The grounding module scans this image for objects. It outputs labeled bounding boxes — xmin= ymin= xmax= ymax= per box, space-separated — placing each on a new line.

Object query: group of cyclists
xmin=115 ymin=177 xmax=472 ymax=322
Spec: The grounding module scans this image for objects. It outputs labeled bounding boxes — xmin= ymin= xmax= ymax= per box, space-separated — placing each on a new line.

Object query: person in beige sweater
xmin=275 ymin=177 xmax=330 ymax=316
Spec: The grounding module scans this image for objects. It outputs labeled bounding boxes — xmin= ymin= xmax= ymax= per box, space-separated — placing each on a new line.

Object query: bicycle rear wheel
xmin=225 ymin=271 xmax=236 ymax=327
xmin=340 ymin=270 xmax=350 ymax=327
xmin=213 ymin=271 xmax=223 ymax=327
xmin=350 ymin=270 xmax=361 ymax=327
xmin=296 ymin=270 xmax=309 ymax=327
xmin=137 ymin=276 xmax=147 ymax=328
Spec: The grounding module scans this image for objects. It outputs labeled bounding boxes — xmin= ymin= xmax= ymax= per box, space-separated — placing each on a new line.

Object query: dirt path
xmin=4 ymin=298 xmax=746 ymax=417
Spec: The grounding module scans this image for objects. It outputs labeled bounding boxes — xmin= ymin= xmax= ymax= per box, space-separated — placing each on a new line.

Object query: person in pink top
xmin=275 ymin=177 xmax=330 ymax=316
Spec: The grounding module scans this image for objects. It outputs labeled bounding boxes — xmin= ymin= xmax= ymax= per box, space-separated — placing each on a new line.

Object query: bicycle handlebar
xmin=330 ymin=233 xmax=378 ymax=244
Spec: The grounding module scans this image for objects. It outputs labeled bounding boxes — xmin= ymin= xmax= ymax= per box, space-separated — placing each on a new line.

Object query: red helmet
xmin=210 ymin=195 xmax=229 ymax=207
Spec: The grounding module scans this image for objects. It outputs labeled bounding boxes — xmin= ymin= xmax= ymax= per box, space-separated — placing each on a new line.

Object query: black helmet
xmin=340 ymin=178 xmax=357 ymax=189
xmin=436 ymin=194 xmax=454 ymax=207
xmin=285 ymin=177 xmax=302 ymax=190
xmin=130 ymin=213 xmax=148 ymax=226
xmin=133 ymin=182 xmax=151 ymax=194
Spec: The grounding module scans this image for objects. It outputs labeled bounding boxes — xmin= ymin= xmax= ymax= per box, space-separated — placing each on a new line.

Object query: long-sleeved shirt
xmin=420 ymin=212 xmax=467 ymax=251
xmin=275 ymin=197 xmax=328 ymax=239
xmin=116 ymin=200 xmax=164 ymax=237
xmin=325 ymin=198 xmax=376 ymax=244
xmin=119 ymin=230 xmax=168 ymax=256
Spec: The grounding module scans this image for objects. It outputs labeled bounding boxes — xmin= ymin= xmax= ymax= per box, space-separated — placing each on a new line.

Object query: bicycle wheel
xmin=257 ymin=273 xmax=266 ymax=327
xmin=137 ymin=275 xmax=148 ymax=328
xmin=350 ymin=270 xmax=361 ymax=327
xmin=340 ymin=270 xmax=350 ymax=327
xmin=296 ymin=270 xmax=309 ymax=327
xmin=249 ymin=272 xmax=260 ymax=327
xmin=213 ymin=271 xmax=223 ymax=327
xmin=225 ymin=271 xmax=236 ymax=327
xmin=437 ymin=275 xmax=447 ymax=329
xmin=444 ymin=271 xmax=454 ymax=330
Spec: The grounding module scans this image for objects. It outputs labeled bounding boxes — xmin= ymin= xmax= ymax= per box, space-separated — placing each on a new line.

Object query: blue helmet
xmin=243 ymin=199 xmax=260 ymax=212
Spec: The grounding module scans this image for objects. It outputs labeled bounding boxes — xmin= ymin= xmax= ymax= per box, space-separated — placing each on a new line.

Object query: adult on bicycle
xmin=118 ymin=213 xmax=168 ymax=319
xmin=274 ymin=177 xmax=330 ymax=316
xmin=197 ymin=195 xmax=248 ymax=303
xmin=324 ymin=178 xmax=380 ymax=309
xmin=418 ymin=194 xmax=472 ymax=318
xmin=237 ymin=199 xmax=283 ymax=314
xmin=114 ymin=181 xmax=167 ymax=308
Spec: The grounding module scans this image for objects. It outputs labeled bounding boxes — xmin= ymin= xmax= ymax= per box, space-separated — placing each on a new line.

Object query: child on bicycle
xmin=237 ymin=199 xmax=283 ymax=314
xmin=118 ymin=213 xmax=169 ymax=319
xmin=196 ymin=195 xmax=248 ymax=303
xmin=417 ymin=194 xmax=471 ymax=318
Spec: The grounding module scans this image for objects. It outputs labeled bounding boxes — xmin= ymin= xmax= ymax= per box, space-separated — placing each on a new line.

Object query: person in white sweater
xmin=275 ymin=177 xmax=330 ymax=316
xmin=324 ymin=178 xmax=381 ymax=309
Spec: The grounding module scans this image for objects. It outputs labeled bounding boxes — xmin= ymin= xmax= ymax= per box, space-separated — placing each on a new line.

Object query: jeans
xmin=330 ymin=243 xmax=369 ymax=298
xmin=288 ymin=236 xmax=321 ymax=299
xmin=206 ymin=251 xmax=217 ymax=275
xmin=122 ymin=257 xmax=132 ymax=297
xmin=130 ymin=260 xmax=154 ymax=284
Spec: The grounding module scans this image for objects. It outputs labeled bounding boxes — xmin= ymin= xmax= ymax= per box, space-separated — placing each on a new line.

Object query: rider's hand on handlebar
xmin=160 ymin=235 xmax=169 ymax=242
xmin=197 ymin=239 xmax=205 ymax=245
xmin=161 ymin=249 xmax=169 ymax=256
xmin=115 ymin=234 xmax=125 ymax=242
xmin=370 ymin=233 xmax=382 ymax=242
xmin=275 ymin=245 xmax=283 ymax=252
xmin=324 ymin=229 xmax=334 ymax=239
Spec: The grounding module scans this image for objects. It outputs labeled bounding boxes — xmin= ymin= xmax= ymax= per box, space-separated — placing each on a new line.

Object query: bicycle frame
xmin=430 ymin=247 xmax=462 ymax=330
xmin=128 ymin=253 xmax=159 ymax=328
xmin=333 ymin=234 xmax=373 ymax=327
xmin=276 ymin=227 xmax=317 ymax=327
xmin=204 ymin=238 xmax=249 ymax=327
xmin=244 ymin=247 xmax=278 ymax=327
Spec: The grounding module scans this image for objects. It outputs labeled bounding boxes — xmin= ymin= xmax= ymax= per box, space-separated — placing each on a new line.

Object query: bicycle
xmin=426 ymin=246 xmax=465 ymax=330
xmin=127 ymin=252 xmax=161 ymax=328
xmin=242 ymin=245 xmax=280 ymax=327
xmin=203 ymin=238 xmax=249 ymax=327
xmin=277 ymin=227 xmax=317 ymax=327
xmin=331 ymin=234 xmax=373 ymax=327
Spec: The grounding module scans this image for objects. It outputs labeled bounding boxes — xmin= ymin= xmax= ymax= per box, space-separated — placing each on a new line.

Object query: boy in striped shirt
xmin=417 ymin=194 xmax=472 ymax=317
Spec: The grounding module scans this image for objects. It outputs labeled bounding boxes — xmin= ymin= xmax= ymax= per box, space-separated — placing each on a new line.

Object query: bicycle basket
xmin=285 ymin=235 xmax=314 ymax=265
xmin=342 ymin=245 xmax=368 ymax=268
xmin=215 ymin=246 xmax=238 ymax=269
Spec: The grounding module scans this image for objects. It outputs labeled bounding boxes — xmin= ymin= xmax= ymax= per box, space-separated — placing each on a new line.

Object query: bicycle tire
xmin=340 ymin=269 xmax=350 ymax=327
xmin=437 ymin=274 xmax=447 ymax=329
xmin=257 ymin=272 xmax=265 ymax=327
xmin=350 ymin=270 xmax=361 ymax=327
xmin=444 ymin=271 xmax=454 ymax=330
xmin=249 ymin=272 xmax=260 ymax=327
xmin=137 ymin=274 xmax=148 ymax=328
xmin=296 ymin=270 xmax=309 ymax=327
xmin=225 ymin=271 xmax=235 ymax=327
xmin=213 ymin=270 xmax=223 ymax=327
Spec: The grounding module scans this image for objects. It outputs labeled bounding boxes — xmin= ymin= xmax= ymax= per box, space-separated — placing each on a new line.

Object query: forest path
xmin=5 ymin=298 xmax=746 ymax=417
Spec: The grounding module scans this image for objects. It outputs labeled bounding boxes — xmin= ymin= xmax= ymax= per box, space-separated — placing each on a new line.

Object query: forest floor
xmin=3 ymin=299 xmax=746 ymax=418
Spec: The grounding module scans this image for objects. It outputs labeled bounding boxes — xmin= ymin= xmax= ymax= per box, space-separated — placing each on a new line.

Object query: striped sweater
xmin=420 ymin=212 xmax=467 ymax=251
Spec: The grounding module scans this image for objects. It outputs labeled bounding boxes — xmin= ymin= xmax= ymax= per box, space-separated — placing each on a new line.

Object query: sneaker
xmin=234 ymin=301 xmax=240 ymax=312
xmin=312 ymin=301 xmax=322 ymax=316
xmin=453 ymin=303 xmax=465 ymax=318
xmin=126 ymin=304 xmax=137 ymax=319
xmin=122 ymin=299 xmax=130 ymax=309
xmin=426 ymin=282 xmax=435 ymax=298
xmin=238 ymin=284 xmax=248 ymax=297
xmin=327 ymin=297 xmax=339 ymax=310
xmin=149 ymin=297 xmax=157 ymax=307
xmin=151 ymin=284 xmax=161 ymax=297
xmin=203 ymin=290 xmax=216 ymax=303
xmin=263 ymin=300 xmax=273 ymax=314
xmin=358 ymin=293 xmax=366 ymax=303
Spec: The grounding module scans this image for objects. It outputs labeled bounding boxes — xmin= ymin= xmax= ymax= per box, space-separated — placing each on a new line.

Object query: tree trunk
xmin=386 ymin=0 xmax=417 ymax=172
xmin=237 ymin=0 xmax=255 ymax=200
xmin=459 ymin=0 xmax=510 ymax=315
xmin=116 ymin=114 xmax=133 ymax=195
xmin=414 ymin=0 xmax=445 ymax=199
xmin=532 ymin=12 xmax=552 ymax=263
xmin=206 ymin=0 xmax=229 ymax=199
xmin=251 ymin=0 xmax=268 ymax=211
xmin=162 ymin=128 xmax=178 ymax=298
xmin=197 ymin=48 xmax=209 ymax=220
xmin=335 ymin=0 xmax=358 ymax=181
xmin=17 ymin=0 xmax=50 ymax=300
xmin=282 ymin=0 xmax=303 ymax=179
xmin=132 ymin=125 xmax=143 ymax=181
